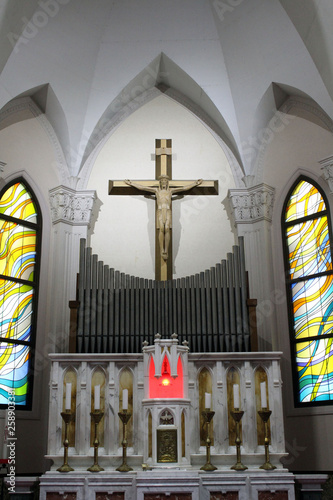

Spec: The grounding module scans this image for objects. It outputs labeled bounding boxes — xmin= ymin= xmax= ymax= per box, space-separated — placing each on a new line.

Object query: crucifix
xmin=109 ymin=139 xmax=218 ymax=281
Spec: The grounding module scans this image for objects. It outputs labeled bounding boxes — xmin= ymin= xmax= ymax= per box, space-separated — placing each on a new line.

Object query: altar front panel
xmin=46 ymin=350 xmax=287 ymax=471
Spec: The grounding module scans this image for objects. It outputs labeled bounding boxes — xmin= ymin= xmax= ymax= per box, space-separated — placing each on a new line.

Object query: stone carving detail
xmin=144 ymin=495 xmax=191 ymax=500
xmin=228 ymin=184 xmax=275 ymax=224
xmin=96 ymin=494 xmax=124 ymax=500
xmin=46 ymin=494 xmax=76 ymax=500
xmin=319 ymin=156 xmax=333 ymax=193
xmin=157 ymin=429 xmax=177 ymax=463
xmin=258 ymin=492 xmax=288 ymax=500
xmin=210 ymin=493 xmax=238 ymax=500
xmin=160 ymin=409 xmax=174 ymax=425
xmin=49 ymin=186 xmax=96 ymax=225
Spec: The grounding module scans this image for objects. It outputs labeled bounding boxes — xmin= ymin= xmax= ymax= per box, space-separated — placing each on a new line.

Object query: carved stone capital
xmin=49 ymin=185 xmax=96 ymax=225
xmin=319 ymin=156 xmax=333 ymax=193
xmin=228 ymin=183 xmax=275 ymax=225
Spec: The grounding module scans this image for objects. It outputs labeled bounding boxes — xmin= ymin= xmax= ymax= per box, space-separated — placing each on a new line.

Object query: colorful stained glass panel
xmin=291 ymin=276 xmax=333 ymax=340
xmin=285 ymin=180 xmax=326 ymax=223
xmin=296 ymin=338 xmax=333 ymax=403
xmin=284 ymin=178 xmax=333 ymax=405
xmin=0 ymin=220 xmax=36 ymax=280
xmin=286 ymin=216 xmax=331 ymax=279
xmin=0 ymin=279 xmax=33 ymax=343
xmin=0 ymin=181 xmax=39 ymax=409
xmin=0 ymin=183 xmax=37 ymax=223
xmin=0 ymin=342 xmax=30 ymax=405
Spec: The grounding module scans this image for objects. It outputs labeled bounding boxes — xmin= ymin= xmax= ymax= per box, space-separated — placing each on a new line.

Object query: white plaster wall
xmin=260 ymin=114 xmax=333 ymax=471
xmin=87 ymin=95 xmax=236 ymax=279
xmin=263 ymin=117 xmax=333 ymax=194
xmin=3 ymin=0 xmax=332 ymax=179
xmin=0 ymin=112 xmax=59 ymax=473
xmin=0 ymin=112 xmax=60 ymax=192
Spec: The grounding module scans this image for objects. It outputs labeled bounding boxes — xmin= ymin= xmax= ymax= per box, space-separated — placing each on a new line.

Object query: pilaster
xmin=228 ymin=183 xmax=276 ymax=351
xmin=0 ymin=161 xmax=6 ymax=189
xmin=319 ymin=155 xmax=333 ymax=193
xmin=48 ymin=185 xmax=96 ymax=352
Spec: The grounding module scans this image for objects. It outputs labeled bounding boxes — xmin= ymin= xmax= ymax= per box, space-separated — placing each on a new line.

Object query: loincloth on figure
xmin=156 ymin=207 xmax=172 ymax=229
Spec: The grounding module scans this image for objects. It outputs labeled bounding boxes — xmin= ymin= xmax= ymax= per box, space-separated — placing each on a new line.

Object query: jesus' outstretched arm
xmin=170 ymin=178 xmax=203 ymax=195
xmin=124 ymin=179 xmax=157 ymax=194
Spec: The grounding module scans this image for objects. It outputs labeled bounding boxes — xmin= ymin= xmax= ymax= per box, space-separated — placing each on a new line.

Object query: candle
xmin=94 ymin=385 xmax=100 ymax=410
xmin=122 ymin=389 xmax=128 ymax=410
xmin=260 ymin=381 xmax=267 ymax=409
xmin=233 ymin=384 xmax=240 ymax=409
xmin=65 ymin=383 xmax=72 ymax=410
xmin=204 ymin=392 xmax=211 ymax=409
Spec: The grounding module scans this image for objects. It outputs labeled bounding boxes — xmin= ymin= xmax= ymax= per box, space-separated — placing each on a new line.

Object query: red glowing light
xmin=149 ymin=355 xmax=183 ymax=398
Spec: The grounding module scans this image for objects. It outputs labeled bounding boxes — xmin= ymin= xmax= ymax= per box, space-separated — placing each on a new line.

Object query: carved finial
xmin=171 ymin=333 xmax=178 ymax=339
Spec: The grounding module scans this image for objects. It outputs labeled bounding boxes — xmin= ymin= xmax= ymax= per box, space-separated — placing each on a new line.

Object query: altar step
xmin=38 ymin=470 xmax=297 ymax=500
xmin=3 ymin=472 xmax=328 ymax=500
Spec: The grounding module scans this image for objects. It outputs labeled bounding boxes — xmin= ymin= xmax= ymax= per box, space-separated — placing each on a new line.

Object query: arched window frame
xmin=0 ymin=178 xmax=42 ymax=410
xmin=282 ymin=176 xmax=333 ymax=407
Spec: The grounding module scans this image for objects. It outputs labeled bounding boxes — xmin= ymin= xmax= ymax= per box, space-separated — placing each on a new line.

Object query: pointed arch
xmin=90 ymin=366 xmax=106 ymax=447
xmin=282 ymin=176 xmax=333 ymax=405
xmin=198 ymin=366 xmax=213 ymax=446
xmin=252 ymin=83 xmax=333 ymax=183
xmin=254 ymin=365 xmax=270 ymax=445
xmin=0 ymin=92 xmax=70 ymax=185
xmin=226 ymin=365 xmax=241 ymax=445
xmin=62 ymin=366 xmax=77 ymax=446
xmin=78 ymin=53 xmax=244 ymax=189
xmin=0 ymin=178 xmax=42 ymax=410
xmin=149 ymin=352 xmax=184 ymax=398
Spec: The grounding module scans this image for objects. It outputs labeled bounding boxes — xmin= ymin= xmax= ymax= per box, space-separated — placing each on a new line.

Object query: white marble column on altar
xmin=48 ymin=184 xmax=96 ymax=352
xmin=228 ymin=181 xmax=277 ymax=351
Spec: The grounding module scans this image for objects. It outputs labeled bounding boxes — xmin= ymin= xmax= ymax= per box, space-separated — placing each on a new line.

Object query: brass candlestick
xmin=57 ymin=410 xmax=74 ymax=472
xmin=88 ymin=410 xmax=104 ymax=472
xmin=230 ymin=409 xmax=247 ymax=471
xmin=258 ymin=408 xmax=276 ymax=470
xmin=116 ymin=410 xmax=133 ymax=472
xmin=200 ymin=409 xmax=217 ymax=471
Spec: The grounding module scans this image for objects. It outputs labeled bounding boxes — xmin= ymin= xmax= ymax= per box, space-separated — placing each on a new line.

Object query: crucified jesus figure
xmin=125 ymin=175 xmax=203 ymax=261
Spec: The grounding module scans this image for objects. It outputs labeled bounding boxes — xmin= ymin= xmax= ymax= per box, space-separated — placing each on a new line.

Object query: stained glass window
xmin=0 ymin=180 xmax=41 ymax=409
xmin=283 ymin=178 xmax=333 ymax=405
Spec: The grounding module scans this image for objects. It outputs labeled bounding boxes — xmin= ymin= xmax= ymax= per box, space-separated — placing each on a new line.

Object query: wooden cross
xmin=109 ymin=139 xmax=218 ymax=281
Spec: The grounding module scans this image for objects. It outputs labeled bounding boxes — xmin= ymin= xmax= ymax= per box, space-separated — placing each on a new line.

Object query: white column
xmin=228 ymin=183 xmax=277 ymax=351
xmin=214 ymin=361 xmax=224 ymax=454
xmin=77 ymin=361 xmax=88 ymax=455
xmin=49 ymin=185 xmax=96 ymax=352
xmin=242 ymin=360 xmax=254 ymax=453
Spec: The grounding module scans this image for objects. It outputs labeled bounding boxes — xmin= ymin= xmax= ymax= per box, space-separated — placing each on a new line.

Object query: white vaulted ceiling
xmin=0 ymin=0 xmax=332 ymax=184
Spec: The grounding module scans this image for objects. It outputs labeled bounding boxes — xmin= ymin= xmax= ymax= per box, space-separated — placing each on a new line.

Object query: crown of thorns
xmin=158 ymin=174 xmax=170 ymax=180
